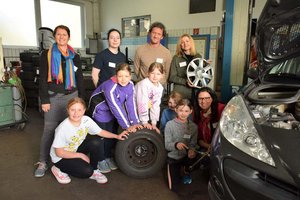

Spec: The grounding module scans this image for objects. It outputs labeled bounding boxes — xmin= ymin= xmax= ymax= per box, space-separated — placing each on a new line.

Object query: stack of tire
xmin=81 ymin=57 xmax=95 ymax=104
xmin=83 ymin=74 xmax=94 ymax=104
xmin=19 ymin=51 xmax=40 ymax=108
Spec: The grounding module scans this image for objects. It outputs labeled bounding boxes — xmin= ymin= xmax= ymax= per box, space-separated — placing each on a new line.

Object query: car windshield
xmin=264 ymin=57 xmax=300 ymax=82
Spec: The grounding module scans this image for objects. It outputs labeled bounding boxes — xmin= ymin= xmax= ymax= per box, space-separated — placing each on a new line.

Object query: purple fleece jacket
xmin=91 ymin=76 xmax=140 ymax=129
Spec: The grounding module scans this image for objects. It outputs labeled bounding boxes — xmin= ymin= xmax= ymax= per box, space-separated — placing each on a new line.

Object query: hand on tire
xmin=142 ymin=123 xmax=160 ymax=134
xmin=117 ymin=130 xmax=129 ymax=140
xmin=127 ymin=125 xmax=138 ymax=133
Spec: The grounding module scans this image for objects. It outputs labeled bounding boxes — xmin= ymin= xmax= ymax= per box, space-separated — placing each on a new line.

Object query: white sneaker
xmin=89 ymin=169 xmax=108 ymax=184
xmin=51 ymin=165 xmax=71 ymax=184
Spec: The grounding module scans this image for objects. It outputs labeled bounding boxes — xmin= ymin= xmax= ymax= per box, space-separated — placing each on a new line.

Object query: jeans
xmin=39 ymin=91 xmax=78 ymax=162
xmin=96 ymin=119 xmax=118 ymax=158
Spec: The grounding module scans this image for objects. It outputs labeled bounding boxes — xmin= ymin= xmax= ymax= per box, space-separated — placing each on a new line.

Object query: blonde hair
xmin=175 ymin=34 xmax=197 ymax=56
xmin=169 ymin=91 xmax=182 ymax=105
xmin=67 ymin=97 xmax=86 ymax=110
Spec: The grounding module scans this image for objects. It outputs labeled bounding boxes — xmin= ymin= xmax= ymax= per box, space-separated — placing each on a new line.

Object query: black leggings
xmin=54 ymin=135 xmax=105 ymax=179
xmin=167 ymin=156 xmax=197 ymax=192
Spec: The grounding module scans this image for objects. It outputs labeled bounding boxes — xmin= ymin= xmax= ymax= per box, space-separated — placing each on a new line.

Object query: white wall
xmin=98 ymin=0 xmax=267 ymax=34
xmin=98 ymin=0 xmax=225 ymax=33
xmin=2 ymin=0 xmax=267 ymax=67
xmin=85 ymin=0 xmax=100 ymax=37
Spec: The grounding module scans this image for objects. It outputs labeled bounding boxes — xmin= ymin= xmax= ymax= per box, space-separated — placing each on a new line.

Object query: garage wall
xmin=1 ymin=0 xmax=267 ymax=76
xmin=98 ymin=0 xmax=266 ymax=34
xmin=98 ymin=0 xmax=225 ymax=33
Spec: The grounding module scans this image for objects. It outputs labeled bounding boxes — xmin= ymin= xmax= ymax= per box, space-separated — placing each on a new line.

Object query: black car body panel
xmin=209 ymin=126 xmax=300 ymax=200
xmin=208 ymin=0 xmax=300 ymax=199
xmin=257 ymin=0 xmax=300 ymax=69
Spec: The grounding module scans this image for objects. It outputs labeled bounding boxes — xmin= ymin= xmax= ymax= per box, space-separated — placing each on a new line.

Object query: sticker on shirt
xmin=179 ymin=61 xmax=187 ymax=67
xmin=74 ymin=66 xmax=78 ymax=72
xmin=183 ymin=134 xmax=191 ymax=139
xmin=109 ymin=62 xmax=116 ymax=68
xmin=156 ymin=58 xmax=163 ymax=63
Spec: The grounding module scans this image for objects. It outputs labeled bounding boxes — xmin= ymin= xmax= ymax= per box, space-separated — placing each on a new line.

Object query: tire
xmin=20 ymin=71 xmax=36 ymax=81
xmin=83 ymin=77 xmax=95 ymax=90
xmin=22 ymin=80 xmax=39 ymax=90
xmin=32 ymin=55 xmax=41 ymax=67
xmin=20 ymin=52 xmax=39 ymax=62
xmin=115 ymin=129 xmax=166 ymax=178
xmin=21 ymin=62 xmax=34 ymax=72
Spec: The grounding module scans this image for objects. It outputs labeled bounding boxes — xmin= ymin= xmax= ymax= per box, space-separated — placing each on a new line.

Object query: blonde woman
xmin=168 ymin=34 xmax=202 ymax=99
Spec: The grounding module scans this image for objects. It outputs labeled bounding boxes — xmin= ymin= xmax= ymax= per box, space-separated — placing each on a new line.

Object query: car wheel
xmin=115 ymin=129 xmax=166 ymax=178
xmin=186 ymin=58 xmax=213 ymax=88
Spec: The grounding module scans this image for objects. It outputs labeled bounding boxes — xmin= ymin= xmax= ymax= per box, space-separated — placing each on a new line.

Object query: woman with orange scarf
xmin=35 ymin=25 xmax=84 ymax=178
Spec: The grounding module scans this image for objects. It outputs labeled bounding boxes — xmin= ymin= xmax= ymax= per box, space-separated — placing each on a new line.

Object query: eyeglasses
xmin=198 ymin=97 xmax=211 ymax=101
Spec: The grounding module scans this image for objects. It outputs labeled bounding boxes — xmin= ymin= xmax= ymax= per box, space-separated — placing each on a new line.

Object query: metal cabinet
xmin=0 ymin=85 xmax=15 ymax=126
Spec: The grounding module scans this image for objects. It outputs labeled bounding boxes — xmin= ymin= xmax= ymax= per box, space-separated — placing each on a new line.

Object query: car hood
xmin=256 ymin=0 xmax=300 ymax=72
xmin=259 ymin=124 xmax=300 ymax=187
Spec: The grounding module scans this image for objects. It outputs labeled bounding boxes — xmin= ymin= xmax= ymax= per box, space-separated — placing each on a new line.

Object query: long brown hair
xmin=193 ymin=87 xmax=219 ymax=123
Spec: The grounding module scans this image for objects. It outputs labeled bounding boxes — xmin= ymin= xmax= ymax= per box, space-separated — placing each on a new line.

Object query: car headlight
xmin=220 ymin=95 xmax=275 ymax=166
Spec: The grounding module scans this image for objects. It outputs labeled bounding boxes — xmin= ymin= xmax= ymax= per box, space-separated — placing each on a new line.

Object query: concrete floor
xmin=0 ymin=107 xmax=209 ymax=200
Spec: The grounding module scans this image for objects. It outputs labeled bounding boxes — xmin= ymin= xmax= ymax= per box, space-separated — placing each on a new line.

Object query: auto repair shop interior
xmin=2 ymin=0 xmax=296 ymax=200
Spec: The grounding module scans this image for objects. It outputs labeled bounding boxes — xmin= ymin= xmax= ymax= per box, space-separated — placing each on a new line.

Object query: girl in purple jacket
xmin=89 ymin=63 xmax=142 ymax=173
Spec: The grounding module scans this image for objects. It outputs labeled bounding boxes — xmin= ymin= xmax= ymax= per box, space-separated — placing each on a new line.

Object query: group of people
xmin=34 ymin=22 xmax=225 ymax=193
xmin=162 ymin=87 xmax=224 ymax=192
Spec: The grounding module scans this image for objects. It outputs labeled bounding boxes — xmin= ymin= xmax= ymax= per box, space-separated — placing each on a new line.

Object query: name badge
xmin=74 ymin=65 xmax=78 ymax=72
xmin=109 ymin=62 xmax=116 ymax=68
xmin=179 ymin=61 xmax=187 ymax=67
xmin=183 ymin=134 xmax=191 ymax=139
xmin=156 ymin=58 xmax=163 ymax=63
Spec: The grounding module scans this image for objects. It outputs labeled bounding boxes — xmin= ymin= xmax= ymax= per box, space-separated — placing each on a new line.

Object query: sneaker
xmin=34 ymin=162 xmax=48 ymax=177
xmin=97 ymin=160 xmax=111 ymax=173
xmin=89 ymin=169 xmax=108 ymax=184
xmin=105 ymin=158 xmax=118 ymax=170
xmin=183 ymin=174 xmax=192 ymax=185
xmin=51 ymin=165 xmax=71 ymax=184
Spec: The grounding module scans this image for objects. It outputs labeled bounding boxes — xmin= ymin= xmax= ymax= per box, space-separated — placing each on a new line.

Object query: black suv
xmin=208 ymin=0 xmax=300 ymax=199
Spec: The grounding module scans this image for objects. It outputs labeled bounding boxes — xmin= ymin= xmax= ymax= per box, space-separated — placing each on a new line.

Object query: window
xmin=122 ymin=15 xmax=151 ymax=37
xmin=40 ymin=0 xmax=83 ymax=48
xmin=0 ymin=0 xmax=37 ymax=46
xmin=0 ymin=0 xmax=84 ymax=48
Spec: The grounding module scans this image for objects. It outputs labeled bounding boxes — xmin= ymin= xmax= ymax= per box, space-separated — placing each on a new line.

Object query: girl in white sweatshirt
xmin=135 ymin=62 xmax=164 ymax=133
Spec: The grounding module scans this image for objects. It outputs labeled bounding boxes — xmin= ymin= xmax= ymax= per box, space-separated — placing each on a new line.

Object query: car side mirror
xmin=247 ymin=67 xmax=258 ymax=79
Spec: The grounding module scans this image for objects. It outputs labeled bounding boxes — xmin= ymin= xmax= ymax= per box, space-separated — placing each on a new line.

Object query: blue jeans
xmin=96 ymin=119 xmax=119 ymax=158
